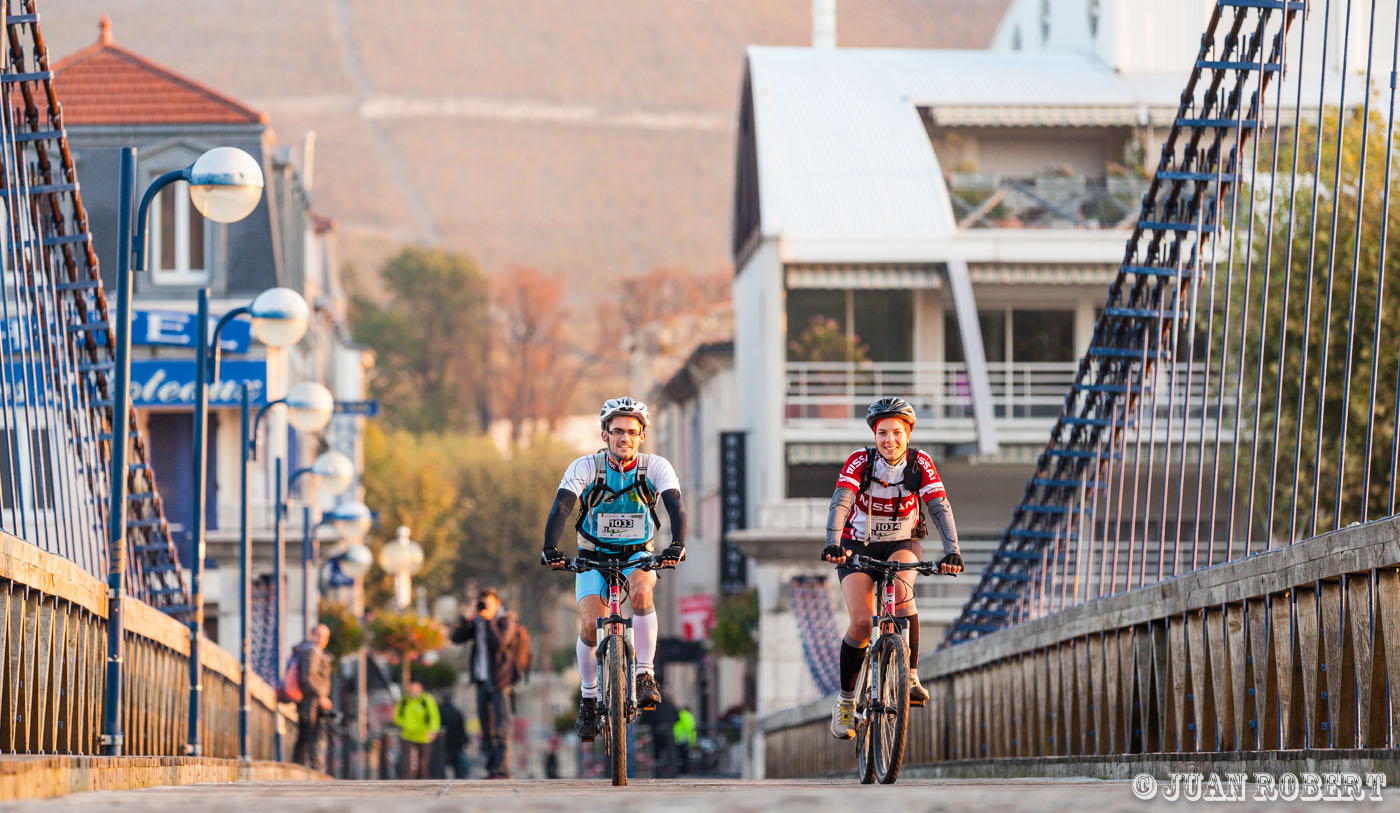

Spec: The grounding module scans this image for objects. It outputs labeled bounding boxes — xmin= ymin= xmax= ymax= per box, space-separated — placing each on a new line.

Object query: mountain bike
xmin=846 ymin=553 xmax=951 ymax=784
xmin=565 ymin=553 xmax=674 ymax=786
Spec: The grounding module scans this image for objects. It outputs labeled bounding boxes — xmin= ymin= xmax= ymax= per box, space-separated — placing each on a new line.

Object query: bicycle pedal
xmin=909 ymin=696 xmax=927 ymax=708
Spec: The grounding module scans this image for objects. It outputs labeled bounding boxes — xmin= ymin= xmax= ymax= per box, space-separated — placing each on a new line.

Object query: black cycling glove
xmin=822 ymin=544 xmax=848 ymax=563
xmin=660 ymin=543 xmax=686 ymax=565
xmin=541 ymin=547 xmax=566 ymax=568
xmin=939 ymin=552 xmax=963 ymax=573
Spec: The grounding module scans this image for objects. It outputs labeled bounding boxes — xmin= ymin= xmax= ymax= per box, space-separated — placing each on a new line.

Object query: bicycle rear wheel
xmin=604 ymin=640 xmax=628 ymax=786
xmin=873 ymin=634 xmax=910 ymax=784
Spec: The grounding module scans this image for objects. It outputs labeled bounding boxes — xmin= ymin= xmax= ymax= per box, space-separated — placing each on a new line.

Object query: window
xmin=150 ymin=178 xmax=210 ymax=285
xmin=1012 ymin=309 xmax=1075 ymax=362
xmin=0 ymin=425 xmax=55 ymax=512
xmin=787 ymin=289 xmax=913 ymax=363
xmin=1088 ymin=0 xmax=1101 ymax=37
xmin=1040 ymin=0 xmax=1052 ymax=44
xmin=946 ymin=309 xmax=1074 ymax=362
xmin=945 ymin=310 xmax=1006 ymax=363
xmin=853 ymin=292 xmax=913 ymax=362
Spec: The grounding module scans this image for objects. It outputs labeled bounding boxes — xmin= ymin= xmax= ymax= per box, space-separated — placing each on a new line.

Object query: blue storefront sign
xmin=333 ymin=400 xmax=379 ymax=417
xmin=130 ymin=359 xmax=267 ymax=407
xmin=132 ymin=309 xmax=251 ymax=353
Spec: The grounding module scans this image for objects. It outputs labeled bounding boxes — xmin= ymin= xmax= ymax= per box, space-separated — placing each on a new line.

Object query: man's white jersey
xmin=557 ymin=453 xmax=680 ymax=497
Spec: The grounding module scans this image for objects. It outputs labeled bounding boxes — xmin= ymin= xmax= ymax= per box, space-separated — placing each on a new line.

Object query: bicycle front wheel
xmin=873 ymin=633 xmax=910 ymax=784
xmin=855 ymin=657 xmax=875 ymax=784
xmin=605 ymin=640 xmax=629 ymax=786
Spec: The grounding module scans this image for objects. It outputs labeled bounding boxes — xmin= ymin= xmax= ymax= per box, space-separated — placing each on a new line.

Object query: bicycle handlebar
xmin=564 ymin=554 xmax=676 ymax=574
xmin=845 ymin=553 xmax=956 ymax=577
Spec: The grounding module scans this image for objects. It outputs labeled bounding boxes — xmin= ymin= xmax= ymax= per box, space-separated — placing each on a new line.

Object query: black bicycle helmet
xmin=865 ymin=397 xmax=917 ymax=430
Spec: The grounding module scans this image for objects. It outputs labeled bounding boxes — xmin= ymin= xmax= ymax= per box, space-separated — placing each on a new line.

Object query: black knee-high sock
xmin=839 ymin=637 xmax=867 ymax=695
xmin=905 ymin=614 xmax=920 ymax=668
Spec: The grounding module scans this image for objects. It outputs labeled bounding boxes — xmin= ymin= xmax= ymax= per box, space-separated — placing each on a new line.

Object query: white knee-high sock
xmin=577 ymin=636 xmax=598 ymax=698
xmin=633 ymin=609 xmax=658 ymax=674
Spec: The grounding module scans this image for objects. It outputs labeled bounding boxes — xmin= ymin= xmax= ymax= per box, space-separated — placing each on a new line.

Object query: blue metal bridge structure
xmin=764 ymin=0 xmax=1400 ymax=776
xmin=0 ymin=0 xmax=290 ymax=765
xmin=0 ymin=0 xmax=1396 ymax=790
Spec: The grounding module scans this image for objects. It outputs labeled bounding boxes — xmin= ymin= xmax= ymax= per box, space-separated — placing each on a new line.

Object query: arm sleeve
xmin=543 ymin=489 xmax=577 ymax=550
xmin=660 ymin=489 xmax=686 ymax=545
xmin=925 ymin=494 xmax=961 ymax=556
xmin=428 ymin=697 xmax=441 ymax=732
xmin=826 ymin=487 xmax=855 ymax=547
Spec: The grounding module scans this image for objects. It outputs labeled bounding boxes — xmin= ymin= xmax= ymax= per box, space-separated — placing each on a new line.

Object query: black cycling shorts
xmin=835 ymin=538 xmax=923 ymax=581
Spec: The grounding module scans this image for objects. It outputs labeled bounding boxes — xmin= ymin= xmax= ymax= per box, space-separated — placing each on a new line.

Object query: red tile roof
xmin=52 ymin=16 xmax=265 ymax=126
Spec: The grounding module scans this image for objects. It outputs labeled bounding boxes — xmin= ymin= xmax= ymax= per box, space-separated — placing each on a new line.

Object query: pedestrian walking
xmin=438 ymin=693 xmax=470 ymax=779
xmin=291 ymin=624 xmax=334 ymax=769
xmin=394 ymin=680 xmax=440 ymax=779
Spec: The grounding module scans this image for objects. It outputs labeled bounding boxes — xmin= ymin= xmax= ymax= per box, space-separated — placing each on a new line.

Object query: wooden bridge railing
xmin=0 ymin=533 xmax=294 ymax=759
xmin=760 ymin=517 xmax=1400 ymax=777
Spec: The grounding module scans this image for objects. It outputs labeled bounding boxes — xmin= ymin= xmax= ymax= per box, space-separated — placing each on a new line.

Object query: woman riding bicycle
xmin=822 ymin=397 xmax=963 ymax=740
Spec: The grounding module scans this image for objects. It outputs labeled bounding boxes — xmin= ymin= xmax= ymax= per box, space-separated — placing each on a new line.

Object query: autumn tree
xmin=359 ymin=422 xmax=578 ymax=629
xmin=1232 ymin=105 xmax=1400 ymax=538
xmin=491 ymin=265 xmax=732 ymax=436
xmin=351 ymin=247 xmax=493 ymax=432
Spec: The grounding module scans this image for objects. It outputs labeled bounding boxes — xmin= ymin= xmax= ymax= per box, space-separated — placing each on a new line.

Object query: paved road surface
xmin=13 ymin=778 xmax=1400 ymax=812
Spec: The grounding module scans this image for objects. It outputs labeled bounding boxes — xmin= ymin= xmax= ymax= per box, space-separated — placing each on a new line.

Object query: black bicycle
xmin=846 ymin=553 xmax=952 ymax=784
xmin=563 ymin=554 xmax=674 ymax=786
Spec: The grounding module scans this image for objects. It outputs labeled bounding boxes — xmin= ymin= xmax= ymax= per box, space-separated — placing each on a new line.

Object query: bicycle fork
xmin=596 ymin=581 xmax=638 ymax=720
xmin=859 ymin=578 xmax=908 ymax=722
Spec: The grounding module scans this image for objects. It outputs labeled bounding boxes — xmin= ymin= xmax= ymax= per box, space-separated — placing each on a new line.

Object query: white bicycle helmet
xmin=600 ymin=397 xmax=650 ymax=429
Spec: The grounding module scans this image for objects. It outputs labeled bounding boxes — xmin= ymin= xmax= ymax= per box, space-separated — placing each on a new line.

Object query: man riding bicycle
xmin=823 ymin=397 xmax=963 ymax=740
xmin=541 ymin=397 xmax=687 ymax=742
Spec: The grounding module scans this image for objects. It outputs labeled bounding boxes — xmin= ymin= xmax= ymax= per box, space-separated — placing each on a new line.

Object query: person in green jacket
xmin=673 ymin=707 xmax=697 ymax=774
xmin=394 ymin=680 xmax=440 ymax=779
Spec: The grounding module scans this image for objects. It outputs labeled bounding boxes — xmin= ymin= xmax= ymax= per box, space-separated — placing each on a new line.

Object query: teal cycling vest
xmin=576 ymin=452 xmax=661 ymax=553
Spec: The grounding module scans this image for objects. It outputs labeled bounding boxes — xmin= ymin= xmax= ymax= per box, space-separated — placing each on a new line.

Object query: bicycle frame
xmin=854 ymin=567 xmax=909 ymax=724
xmin=594 ymin=565 xmax=637 ymax=717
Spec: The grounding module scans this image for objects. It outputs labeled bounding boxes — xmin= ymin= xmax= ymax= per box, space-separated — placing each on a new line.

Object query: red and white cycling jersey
xmin=835 ymin=449 xmax=947 ymax=543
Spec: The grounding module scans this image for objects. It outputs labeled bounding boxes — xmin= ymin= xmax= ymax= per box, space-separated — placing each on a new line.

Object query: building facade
xmin=54 ymin=18 xmax=371 ymax=673
xmin=645 ymin=0 xmax=1358 ymax=717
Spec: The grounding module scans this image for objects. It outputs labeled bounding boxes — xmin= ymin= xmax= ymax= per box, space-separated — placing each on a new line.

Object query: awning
xmin=924 ymin=104 xmax=1178 ymax=128
xmin=785 ymin=264 xmax=945 ymax=290
xmin=967 ymin=263 xmax=1119 ymax=285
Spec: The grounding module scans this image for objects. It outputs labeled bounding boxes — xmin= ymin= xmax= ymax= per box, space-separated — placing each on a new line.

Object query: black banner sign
xmin=719 ymin=430 xmax=748 ymax=593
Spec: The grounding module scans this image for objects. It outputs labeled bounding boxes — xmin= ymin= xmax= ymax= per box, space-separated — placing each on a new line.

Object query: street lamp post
xmin=332 ymin=538 xmax=373 ymax=779
xmin=378 ymin=526 xmax=424 ymax=610
xmin=103 ymin=145 xmax=265 ymax=757
xmin=238 ymin=381 xmax=334 ymax=760
xmin=263 ymin=449 xmax=353 ymax=760
xmin=190 ymin=284 xmax=310 ymax=756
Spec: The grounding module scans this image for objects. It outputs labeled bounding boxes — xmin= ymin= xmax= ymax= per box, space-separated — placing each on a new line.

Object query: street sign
xmin=678 ymin=594 xmax=716 ymax=642
xmin=333 ymin=400 xmax=380 ymax=417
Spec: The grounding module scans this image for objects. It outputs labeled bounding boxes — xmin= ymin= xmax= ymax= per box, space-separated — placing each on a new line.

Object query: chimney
xmin=812 ymin=0 xmax=836 ymax=49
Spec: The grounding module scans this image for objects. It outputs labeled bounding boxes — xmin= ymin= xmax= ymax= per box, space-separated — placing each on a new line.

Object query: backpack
xmin=509 ymin=624 xmax=532 ymax=685
xmin=856 ymin=447 xmax=928 ymax=540
xmin=575 ymin=451 xmax=661 ymax=549
xmin=277 ymin=653 xmax=303 ymax=704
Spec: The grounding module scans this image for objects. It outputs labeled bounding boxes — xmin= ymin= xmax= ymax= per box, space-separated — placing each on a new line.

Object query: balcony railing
xmin=947 ymin=173 xmax=1148 ymax=229
xmin=786 ymin=361 xmax=1232 ymax=431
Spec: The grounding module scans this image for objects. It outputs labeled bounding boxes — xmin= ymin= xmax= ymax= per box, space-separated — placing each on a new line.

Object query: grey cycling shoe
xmin=576 ymin=697 xmax=602 ymax=741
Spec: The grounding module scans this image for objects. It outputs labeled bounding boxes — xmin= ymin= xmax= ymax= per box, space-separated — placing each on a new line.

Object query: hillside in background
xmin=43 ymin=0 xmax=1007 ymax=293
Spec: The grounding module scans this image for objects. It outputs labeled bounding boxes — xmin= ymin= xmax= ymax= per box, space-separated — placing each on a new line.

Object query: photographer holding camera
xmin=449 ymin=587 xmax=520 ymax=779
